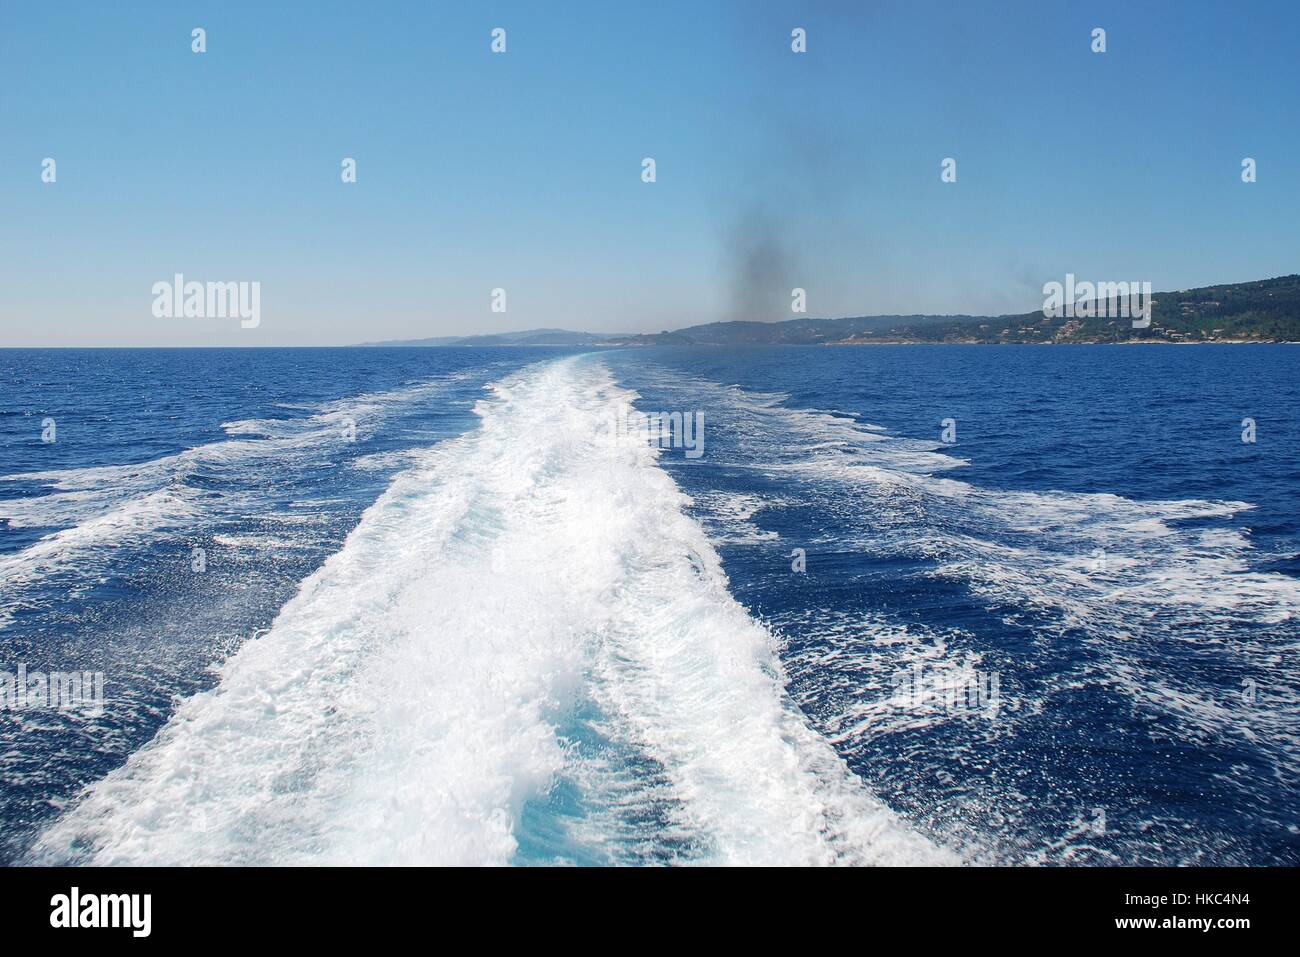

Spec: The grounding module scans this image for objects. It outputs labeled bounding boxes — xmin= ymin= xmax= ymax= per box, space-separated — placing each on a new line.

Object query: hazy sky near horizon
xmin=3 ymin=0 xmax=1298 ymax=346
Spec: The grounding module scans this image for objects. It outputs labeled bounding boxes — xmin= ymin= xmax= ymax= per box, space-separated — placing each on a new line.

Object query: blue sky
xmin=2 ymin=0 xmax=1297 ymax=346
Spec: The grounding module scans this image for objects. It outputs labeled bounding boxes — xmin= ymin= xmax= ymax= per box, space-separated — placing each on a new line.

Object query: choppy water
xmin=2 ymin=345 xmax=1296 ymax=865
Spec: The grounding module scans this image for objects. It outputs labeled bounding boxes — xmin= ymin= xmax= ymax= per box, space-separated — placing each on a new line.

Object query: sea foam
xmin=33 ymin=356 xmax=949 ymax=866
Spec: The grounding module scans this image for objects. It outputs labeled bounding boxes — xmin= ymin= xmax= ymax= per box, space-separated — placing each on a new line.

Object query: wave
xmin=32 ymin=356 xmax=949 ymax=866
xmin=0 ymin=373 xmax=477 ymax=630
xmin=623 ymin=365 xmax=1300 ymax=863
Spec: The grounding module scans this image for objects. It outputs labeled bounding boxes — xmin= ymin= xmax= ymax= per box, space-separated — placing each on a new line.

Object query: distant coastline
xmin=826 ymin=338 xmax=1300 ymax=346
xmin=363 ymin=274 xmax=1300 ymax=348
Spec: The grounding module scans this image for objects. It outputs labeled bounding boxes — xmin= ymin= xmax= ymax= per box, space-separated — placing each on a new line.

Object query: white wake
xmin=33 ymin=355 xmax=950 ymax=866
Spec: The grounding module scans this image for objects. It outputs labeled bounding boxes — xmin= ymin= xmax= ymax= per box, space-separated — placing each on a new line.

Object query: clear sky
xmin=2 ymin=0 xmax=1297 ymax=346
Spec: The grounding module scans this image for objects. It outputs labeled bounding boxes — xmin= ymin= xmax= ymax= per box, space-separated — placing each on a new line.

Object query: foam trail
xmin=33 ymin=356 xmax=948 ymax=866
xmin=0 ymin=373 xmax=476 ymax=629
xmin=622 ymin=365 xmax=1300 ymax=863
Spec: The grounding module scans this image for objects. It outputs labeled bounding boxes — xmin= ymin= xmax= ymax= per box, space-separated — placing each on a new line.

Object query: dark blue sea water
xmin=2 ymin=345 xmax=1297 ymax=865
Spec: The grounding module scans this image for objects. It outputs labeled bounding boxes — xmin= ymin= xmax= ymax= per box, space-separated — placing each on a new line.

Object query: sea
xmin=1 ymin=344 xmax=1297 ymax=866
